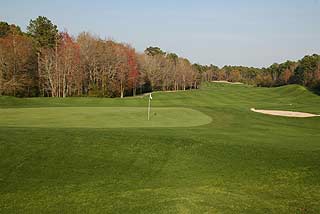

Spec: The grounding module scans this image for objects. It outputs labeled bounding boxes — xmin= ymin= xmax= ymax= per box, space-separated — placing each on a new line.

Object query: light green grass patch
xmin=0 ymin=107 xmax=212 ymax=128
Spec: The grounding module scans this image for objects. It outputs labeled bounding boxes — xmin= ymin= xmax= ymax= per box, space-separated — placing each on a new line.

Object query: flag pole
xmin=148 ymin=93 xmax=152 ymax=120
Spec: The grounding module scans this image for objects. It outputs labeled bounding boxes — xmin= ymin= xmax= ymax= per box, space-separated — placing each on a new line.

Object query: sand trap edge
xmin=250 ymin=108 xmax=320 ymax=118
xmin=212 ymin=81 xmax=243 ymax=85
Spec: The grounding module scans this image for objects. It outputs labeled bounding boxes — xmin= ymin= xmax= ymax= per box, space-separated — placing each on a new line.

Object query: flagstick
xmin=148 ymin=93 xmax=152 ymax=120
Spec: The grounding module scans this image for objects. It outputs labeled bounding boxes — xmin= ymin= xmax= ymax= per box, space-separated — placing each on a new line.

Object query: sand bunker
xmin=212 ymin=81 xmax=243 ymax=85
xmin=251 ymin=108 xmax=320 ymax=118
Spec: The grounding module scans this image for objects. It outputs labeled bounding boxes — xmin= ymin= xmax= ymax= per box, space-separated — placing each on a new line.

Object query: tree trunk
xmin=63 ymin=71 xmax=66 ymax=98
xmin=55 ymin=38 xmax=59 ymax=97
xmin=37 ymin=52 xmax=41 ymax=96
xmin=0 ymin=62 xmax=3 ymax=95
xmin=120 ymin=80 xmax=124 ymax=98
xmin=133 ymin=88 xmax=136 ymax=96
xmin=12 ymin=36 xmax=17 ymax=96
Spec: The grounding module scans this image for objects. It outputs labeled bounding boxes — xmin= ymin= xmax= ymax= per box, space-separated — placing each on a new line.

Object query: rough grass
xmin=0 ymin=83 xmax=320 ymax=214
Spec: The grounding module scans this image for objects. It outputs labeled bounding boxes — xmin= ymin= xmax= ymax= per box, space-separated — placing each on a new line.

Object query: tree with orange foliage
xmin=0 ymin=33 xmax=36 ymax=96
xmin=283 ymin=69 xmax=293 ymax=84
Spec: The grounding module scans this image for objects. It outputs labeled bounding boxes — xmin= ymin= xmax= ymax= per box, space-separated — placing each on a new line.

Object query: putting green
xmin=0 ymin=107 xmax=212 ymax=128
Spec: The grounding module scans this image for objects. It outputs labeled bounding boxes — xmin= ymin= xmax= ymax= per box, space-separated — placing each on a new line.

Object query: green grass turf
xmin=0 ymin=107 xmax=212 ymax=128
xmin=0 ymin=83 xmax=320 ymax=213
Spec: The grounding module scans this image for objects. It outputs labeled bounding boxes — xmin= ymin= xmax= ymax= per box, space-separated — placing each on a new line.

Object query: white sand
xmin=212 ymin=81 xmax=243 ymax=85
xmin=251 ymin=108 xmax=320 ymax=118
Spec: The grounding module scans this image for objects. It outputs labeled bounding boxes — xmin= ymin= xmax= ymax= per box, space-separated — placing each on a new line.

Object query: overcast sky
xmin=1 ymin=0 xmax=320 ymax=67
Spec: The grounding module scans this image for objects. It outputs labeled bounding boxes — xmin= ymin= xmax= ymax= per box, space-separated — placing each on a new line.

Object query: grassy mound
xmin=0 ymin=83 xmax=320 ymax=213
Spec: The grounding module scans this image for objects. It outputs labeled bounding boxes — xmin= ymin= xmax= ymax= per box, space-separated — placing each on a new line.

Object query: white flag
xmin=149 ymin=93 xmax=152 ymax=100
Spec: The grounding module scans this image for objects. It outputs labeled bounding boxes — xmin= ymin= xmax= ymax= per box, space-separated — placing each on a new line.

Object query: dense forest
xmin=0 ymin=16 xmax=319 ymax=97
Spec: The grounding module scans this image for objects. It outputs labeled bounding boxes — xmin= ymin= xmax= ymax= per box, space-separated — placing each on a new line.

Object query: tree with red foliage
xmin=127 ymin=47 xmax=139 ymax=96
xmin=58 ymin=32 xmax=82 ymax=97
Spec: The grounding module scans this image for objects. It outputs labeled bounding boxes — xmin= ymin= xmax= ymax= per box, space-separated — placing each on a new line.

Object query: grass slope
xmin=0 ymin=83 xmax=320 ymax=213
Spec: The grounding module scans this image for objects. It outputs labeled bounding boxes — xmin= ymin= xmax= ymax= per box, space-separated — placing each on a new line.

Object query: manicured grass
xmin=0 ymin=83 xmax=320 ymax=213
xmin=0 ymin=107 xmax=211 ymax=128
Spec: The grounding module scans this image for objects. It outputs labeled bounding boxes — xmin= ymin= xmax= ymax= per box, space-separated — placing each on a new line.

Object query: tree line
xmin=0 ymin=16 xmax=319 ymax=97
xmin=195 ymin=55 xmax=320 ymax=92
xmin=0 ymin=17 xmax=200 ymax=98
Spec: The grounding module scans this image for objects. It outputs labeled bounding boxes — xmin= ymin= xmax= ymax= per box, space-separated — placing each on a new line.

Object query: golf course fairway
xmin=0 ymin=83 xmax=320 ymax=213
